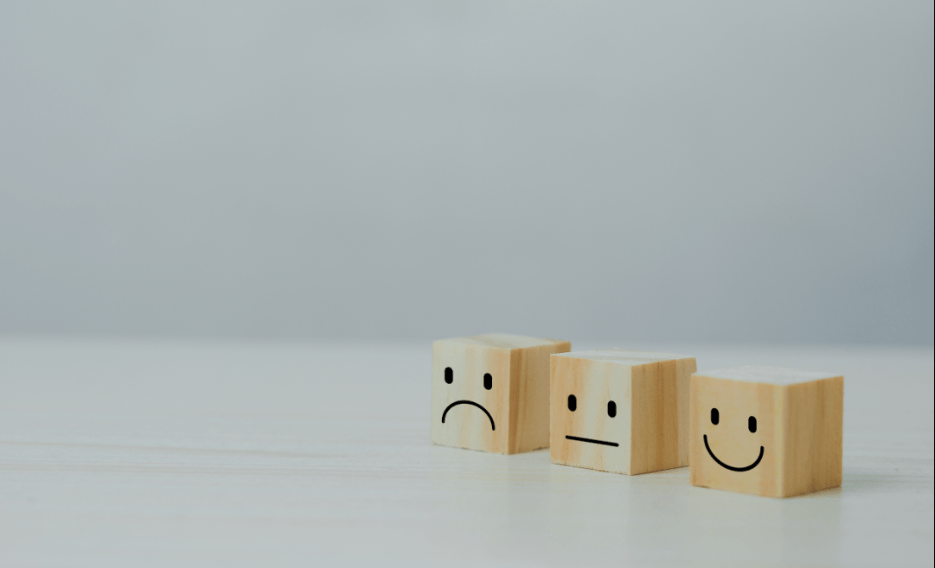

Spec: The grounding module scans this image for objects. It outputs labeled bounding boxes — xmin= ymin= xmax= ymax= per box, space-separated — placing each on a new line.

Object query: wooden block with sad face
xmin=431 ymin=334 xmax=571 ymax=454
xmin=690 ymin=366 xmax=844 ymax=498
xmin=550 ymin=350 xmax=697 ymax=475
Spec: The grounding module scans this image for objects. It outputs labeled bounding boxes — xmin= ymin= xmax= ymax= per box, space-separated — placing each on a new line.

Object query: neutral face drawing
xmin=550 ymin=349 xmax=695 ymax=476
xmin=703 ymin=406 xmax=764 ymax=472
xmin=563 ymin=393 xmax=619 ymax=447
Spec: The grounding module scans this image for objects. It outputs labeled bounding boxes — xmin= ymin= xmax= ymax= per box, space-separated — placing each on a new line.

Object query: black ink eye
xmin=568 ymin=395 xmax=577 ymax=411
xmin=444 ymin=367 xmax=453 ymax=384
xmin=749 ymin=416 xmax=757 ymax=433
xmin=711 ymin=408 xmax=719 ymax=425
xmin=607 ymin=400 xmax=617 ymax=418
xmin=483 ymin=373 xmax=492 ymax=390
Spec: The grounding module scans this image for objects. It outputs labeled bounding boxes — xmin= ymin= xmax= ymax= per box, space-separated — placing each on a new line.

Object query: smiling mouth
xmin=703 ymin=434 xmax=764 ymax=472
xmin=441 ymin=400 xmax=495 ymax=430
xmin=565 ymin=435 xmax=618 ymax=447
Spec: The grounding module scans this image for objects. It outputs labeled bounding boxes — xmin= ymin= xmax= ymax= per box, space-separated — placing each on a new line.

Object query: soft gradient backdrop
xmin=1 ymin=1 xmax=932 ymax=344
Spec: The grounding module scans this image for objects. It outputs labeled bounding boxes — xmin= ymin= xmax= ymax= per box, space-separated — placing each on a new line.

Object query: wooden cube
xmin=689 ymin=366 xmax=844 ymax=498
xmin=550 ymin=349 xmax=697 ymax=475
xmin=431 ymin=334 xmax=571 ymax=454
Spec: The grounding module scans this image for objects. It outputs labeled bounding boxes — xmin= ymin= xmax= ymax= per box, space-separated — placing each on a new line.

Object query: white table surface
xmin=1 ymin=340 xmax=932 ymax=567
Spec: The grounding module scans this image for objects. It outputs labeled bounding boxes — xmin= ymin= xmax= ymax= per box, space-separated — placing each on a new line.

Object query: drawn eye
xmin=444 ymin=367 xmax=453 ymax=384
xmin=568 ymin=395 xmax=577 ymax=411
xmin=607 ymin=400 xmax=617 ymax=418
xmin=711 ymin=408 xmax=719 ymax=425
xmin=483 ymin=373 xmax=492 ymax=390
xmin=748 ymin=416 xmax=757 ymax=433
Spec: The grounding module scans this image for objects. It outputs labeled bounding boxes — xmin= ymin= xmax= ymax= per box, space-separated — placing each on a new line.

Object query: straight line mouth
xmin=565 ymin=435 xmax=618 ymax=447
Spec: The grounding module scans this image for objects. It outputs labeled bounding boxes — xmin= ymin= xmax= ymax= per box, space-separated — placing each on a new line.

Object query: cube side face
xmin=675 ymin=358 xmax=697 ymax=466
xmin=550 ymin=357 xmax=632 ymax=474
xmin=629 ymin=358 xmax=695 ymax=474
xmin=507 ymin=341 xmax=571 ymax=454
xmin=780 ymin=376 xmax=844 ymax=497
xmin=689 ymin=375 xmax=783 ymax=497
xmin=431 ymin=341 xmax=512 ymax=454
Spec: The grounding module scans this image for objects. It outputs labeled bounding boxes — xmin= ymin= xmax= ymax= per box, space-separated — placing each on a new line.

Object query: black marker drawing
xmin=564 ymin=394 xmax=618 ymax=447
xmin=441 ymin=400 xmax=495 ymax=430
xmin=703 ymin=434 xmax=764 ymax=472
xmin=565 ymin=435 xmax=619 ymax=447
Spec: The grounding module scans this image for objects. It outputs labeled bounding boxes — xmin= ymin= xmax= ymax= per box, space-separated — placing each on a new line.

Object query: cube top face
xmin=437 ymin=333 xmax=568 ymax=352
xmin=700 ymin=365 xmax=840 ymax=386
xmin=550 ymin=350 xmax=696 ymax=475
xmin=552 ymin=349 xmax=693 ymax=367
xmin=690 ymin=368 xmax=844 ymax=498
xmin=431 ymin=334 xmax=571 ymax=454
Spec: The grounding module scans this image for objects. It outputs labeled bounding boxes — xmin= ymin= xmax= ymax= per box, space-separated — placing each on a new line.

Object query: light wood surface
xmin=550 ymin=350 xmax=695 ymax=475
xmin=0 ymin=340 xmax=932 ymax=567
xmin=431 ymin=334 xmax=570 ymax=454
xmin=689 ymin=367 xmax=844 ymax=498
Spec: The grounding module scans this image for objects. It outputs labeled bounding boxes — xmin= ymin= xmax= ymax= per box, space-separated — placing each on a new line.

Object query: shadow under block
xmin=550 ymin=350 xmax=697 ymax=475
xmin=431 ymin=334 xmax=571 ymax=454
xmin=689 ymin=366 xmax=844 ymax=498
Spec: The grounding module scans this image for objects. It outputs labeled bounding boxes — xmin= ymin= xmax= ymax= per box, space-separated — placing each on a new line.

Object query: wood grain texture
xmin=0 ymin=341 xmax=930 ymax=567
xmin=431 ymin=334 xmax=570 ymax=454
xmin=550 ymin=350 xmax=696 ymax=475
xmin=689 ymin=367 xmax=844 ymax=498
xmin=782 ymin=376 xmax=844 ymax=496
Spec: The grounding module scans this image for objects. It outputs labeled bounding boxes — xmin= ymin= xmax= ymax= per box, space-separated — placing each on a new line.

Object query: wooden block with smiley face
xmin=431 ymin=334 xmax=571 ymax=454
xmin=550 ymin=349 xmax=697 ymax=475
xmin=689 ymin=366 xmax=844 ymax=498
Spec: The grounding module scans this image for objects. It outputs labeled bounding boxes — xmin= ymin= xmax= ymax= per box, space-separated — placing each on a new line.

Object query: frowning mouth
xmin=704 ymin=434 xmax=764 ymax=472
xmin=565 ymin=435 xmax=618 ymax=447
xmin=441 ymin=400 xmax=495 ymax=430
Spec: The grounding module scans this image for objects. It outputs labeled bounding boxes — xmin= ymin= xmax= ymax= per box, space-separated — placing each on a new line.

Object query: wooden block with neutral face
xmin=689 ymin=366 xmax=844 ymax=498
xmin=431 ymin=334 xmax=571 ymax=454
xmin=550 ymin=350 xmax=697 ymax=475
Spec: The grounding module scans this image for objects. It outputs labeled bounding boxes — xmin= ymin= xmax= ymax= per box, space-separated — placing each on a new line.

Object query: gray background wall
xmin=1 ymin=1 xmax=932 ymax=344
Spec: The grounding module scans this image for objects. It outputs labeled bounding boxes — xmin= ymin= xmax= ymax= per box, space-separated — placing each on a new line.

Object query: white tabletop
xmin=1 ymin=340 xmax=932 ymax=567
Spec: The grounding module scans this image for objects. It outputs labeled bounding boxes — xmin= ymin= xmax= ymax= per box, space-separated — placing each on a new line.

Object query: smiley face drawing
xmin=431 ymin=334 xmax=571 ymax=455
xmin=689 ymin=366 xmax=844 ymax=498
xmin=703 ymin=406 xmax=764 ymax=472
